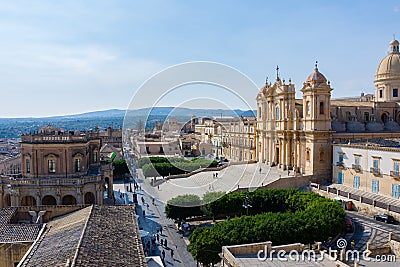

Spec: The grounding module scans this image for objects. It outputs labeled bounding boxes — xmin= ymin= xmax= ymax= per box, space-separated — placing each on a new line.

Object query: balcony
xmin=336 ymin=161 xmax=344 ymax=168
xmin=352 ymin=164 xmax=362 ymax=172
xmin=390 ymin=171 xmax=400 ymax=180
xmin=370 ymin=167 xmax=381 ymax=176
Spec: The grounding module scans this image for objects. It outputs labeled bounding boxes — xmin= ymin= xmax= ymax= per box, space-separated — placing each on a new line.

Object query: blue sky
xmin=0 ymin=1 xmax=399 ymax=117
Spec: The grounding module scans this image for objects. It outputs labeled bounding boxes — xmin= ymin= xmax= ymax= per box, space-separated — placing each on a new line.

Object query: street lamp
xmin=242 ymin=194 xmax=252 ymax=216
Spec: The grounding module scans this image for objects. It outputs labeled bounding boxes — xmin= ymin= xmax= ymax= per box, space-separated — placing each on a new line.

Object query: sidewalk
xmin=124 ymin=185 xmax=197 ymax=267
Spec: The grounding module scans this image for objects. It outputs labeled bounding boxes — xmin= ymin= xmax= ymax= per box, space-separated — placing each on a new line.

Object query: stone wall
xmin=311 ymin=188 xmax=400 ymax=222
xmin=390 ymin=239 xmax=400 ymax=257
xmin=0 ymin=243 xmax=32 ymax=267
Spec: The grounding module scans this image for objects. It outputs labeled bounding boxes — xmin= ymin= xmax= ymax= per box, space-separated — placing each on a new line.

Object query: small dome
xmin=331 ymin=121 xmax=346 ymax=132
xmin=375 ymin=40 xmax=400 ymax=80
xmin=346 ymin=121 xmax=365 ymax=132
xmin=384 ymin=120 xmax=400 ymax=132
xmin=365 ymin=121 xmax=384 ymax=132
xmin=306 ymin=62 xmax=327 ymax=84
xmin=390 ymin=39 xmax=399 ymax=46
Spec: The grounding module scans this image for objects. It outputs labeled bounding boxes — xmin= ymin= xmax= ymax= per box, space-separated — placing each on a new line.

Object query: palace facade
xmin=0 ymin=126 xmax=114 ymax=207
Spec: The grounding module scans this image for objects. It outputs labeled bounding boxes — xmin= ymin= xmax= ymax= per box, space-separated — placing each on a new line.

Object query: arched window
xmin=306 ymin=150 xmax=310 ymax=161
xmin=306 ymin=101 xmax=311 ymax=116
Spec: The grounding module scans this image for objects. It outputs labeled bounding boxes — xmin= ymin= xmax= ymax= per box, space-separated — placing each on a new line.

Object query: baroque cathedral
xmin=255 ymin=39 xmax=400 ymax=178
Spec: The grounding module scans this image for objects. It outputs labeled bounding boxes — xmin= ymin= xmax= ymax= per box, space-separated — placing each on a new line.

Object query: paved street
xmin=344 ymin=211 xmax=399 ymax=266
xmin=114 ymin=181 xmax=197 ymax=267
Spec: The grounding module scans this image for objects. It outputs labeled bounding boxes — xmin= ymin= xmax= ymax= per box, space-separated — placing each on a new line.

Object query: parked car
xmin=345 ymin=218 xmax=354 ymax=233
xmin=374 ymin=214 xmax=395 ymax=223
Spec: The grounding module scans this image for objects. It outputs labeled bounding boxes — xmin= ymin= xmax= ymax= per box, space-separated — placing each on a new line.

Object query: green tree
xmin=165 ymin=194 xmax=203 ymax=220
xmin=112 ymin=159 xmax=130 ymax=180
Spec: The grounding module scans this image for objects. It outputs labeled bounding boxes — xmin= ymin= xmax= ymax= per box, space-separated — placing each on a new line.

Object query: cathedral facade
xmin=256 ymin=39 xmax=400 ymax=179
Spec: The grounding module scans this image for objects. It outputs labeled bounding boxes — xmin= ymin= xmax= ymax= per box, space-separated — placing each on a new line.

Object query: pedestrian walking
xmin=170 ymin=249 xmax=174 ymax=259
xmin=213 ymin=173 xmax=215 ymax=178
xmin=146 ymin=203 xmax=149 ymax=210
xmin=142 ymin=210 xmax=145 ymax=217
xmin=160 ymin=238 xmax=163 ymax=246
xmin=141 ymin=196 xmax=145 ymax=204
xmin=162 ymin=250 xmax=166 ymax=260
xmin=175 ymin=244 xmax=177 ymax=250
xmin=152 ymin=197 xmax=155 ymax=205
xmin=216 ymin=172 xmax=218 ymax=178
xmin=157 ymin=185 xmax=160 ymax=190
xmin=160 ymin=227 xmax=163 ymax=235
xmin=259 ymin=167 xmax=262 ymax=174
xmin=156 ymin=233 xmax=159 ymax=242
xmin=165 ymin=239 xmax=168 ymax=248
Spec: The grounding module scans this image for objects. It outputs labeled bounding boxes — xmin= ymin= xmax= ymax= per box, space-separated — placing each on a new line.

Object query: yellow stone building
xmin=255 ymin=39 xmax=400 ymax=181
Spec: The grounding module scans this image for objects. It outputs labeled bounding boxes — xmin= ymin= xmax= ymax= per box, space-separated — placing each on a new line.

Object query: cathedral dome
xmin=375 ymin=40 xmax=400 ymax=81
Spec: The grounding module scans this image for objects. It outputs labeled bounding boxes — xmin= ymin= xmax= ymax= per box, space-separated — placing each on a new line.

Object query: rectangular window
xmin=364 ymin=112 xmax=370 ymax=122
xmin=48 ymin=160 xmax=56 ymax=173
xmin=338 ymin=172 xmax=343 ymax=184
xmin=93 ymin=152 xmax=97 ymax=163
xmin=394 ymin=161 xmax=400 ymax=176
xmin=394 ymin=88 xmax=398 ymax=97
xmin=354 ymin=156 xmax=360 ymax=166
xmin=275 ymin=107 xmax=280 ymax=120
xmin=392 ymin=184 xmax=400 ymax=199
xmin=345 ymin=111 xmax=351 ymax=121
xmin=26 ymin=159 xmax=30 ymax=173
xmin=319 ymin=101 xmax=324 ymax=114
xmin=75 ymin=158 xmax=81 ymax=172
xmin=353 ymin=176 xmax=360 ymax=189
xmin=372 ymin=179 xmax=379 ymax=193
xmin=338 ymin=154 xmax=344 ymax=163
xmin=373 ymin=159 xmax=379 ymax=173
xmin=379 ymin=89 xmax=383 ymax=98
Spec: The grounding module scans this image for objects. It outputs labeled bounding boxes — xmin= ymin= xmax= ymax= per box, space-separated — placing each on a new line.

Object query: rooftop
xmin=334 ymin=138 xmax=400 ymax=148
xmin=0 ymin=208 xmax=42 ymax=243
xmin=19 ymin=205 xmax=147 ymax=267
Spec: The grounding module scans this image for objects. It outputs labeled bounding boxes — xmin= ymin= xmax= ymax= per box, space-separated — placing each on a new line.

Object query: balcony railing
xmin=336 ymin=161 xmax=344 ymax=168
xmin=370 ymin=167 xmax=381 ymax=176
xmin=7 ymin=176 xmax=102 ymax=187
xmin=390 ymin=171 xmax=400 ymax=180
xmin=352 ymin=164 xmax=362 ymax=172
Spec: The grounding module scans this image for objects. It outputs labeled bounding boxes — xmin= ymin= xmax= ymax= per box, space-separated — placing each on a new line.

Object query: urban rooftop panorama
xmin=1 ymin=1 xmax=400 ymax=267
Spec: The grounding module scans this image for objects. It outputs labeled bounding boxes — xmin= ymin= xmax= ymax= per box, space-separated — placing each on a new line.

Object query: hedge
xmin=188 ymin=190 xmax=346 ymax=265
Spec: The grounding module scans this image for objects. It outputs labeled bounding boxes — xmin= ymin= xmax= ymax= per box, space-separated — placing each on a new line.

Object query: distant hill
xmin=0 ymin=107 xmax=256 ymax=138
xmin=125 ymin=107 xmax=255 ymax=118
